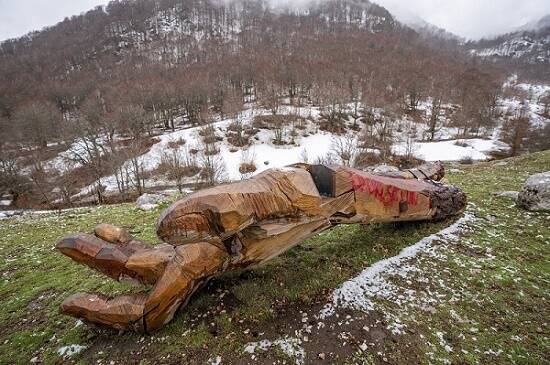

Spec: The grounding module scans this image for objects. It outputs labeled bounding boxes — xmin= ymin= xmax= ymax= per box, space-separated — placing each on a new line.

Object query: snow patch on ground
xmin=37 ymin=79 xmax=548 ymax=202
xmin=207 ymin=355 xmax=222 ymax=365
xmin=244 ymin=336 xmax=306 ymax=365
xmin=394 ymin=139 xmax=507 ymax=161
xmin=73 ymin=105 xmax=330 ymax=197
xmin=0 ymin=207 xmax=93 ymax=221
xmin=57 ymin=344 xmax=86 ymax=357
xmin=319 ymin=213 xmax=475 ymax=322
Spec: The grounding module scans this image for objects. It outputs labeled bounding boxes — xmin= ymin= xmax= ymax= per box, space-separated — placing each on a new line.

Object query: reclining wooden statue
xmin=57 ymin=162 xmax=466 ymax=333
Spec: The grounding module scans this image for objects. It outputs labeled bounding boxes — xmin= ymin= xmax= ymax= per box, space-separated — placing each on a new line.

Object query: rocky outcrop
xmin=136 ymin=193 xmax=166 ymax=211
xmin=517 ymin=172 xmax=550 ymax=211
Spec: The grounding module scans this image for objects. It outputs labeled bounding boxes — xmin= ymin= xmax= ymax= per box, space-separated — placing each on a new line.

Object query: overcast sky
xmin=0 ymin=0 xmax=109 ymax=41
xmin=1 ymin=0 xmax=549 ymax=42
xmin=374 ymin=0 xmax=550 ymax=39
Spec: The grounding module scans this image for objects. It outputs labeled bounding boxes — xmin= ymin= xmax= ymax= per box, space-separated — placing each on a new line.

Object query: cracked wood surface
xmin=56 ymin=162 xmax=466 ymax=332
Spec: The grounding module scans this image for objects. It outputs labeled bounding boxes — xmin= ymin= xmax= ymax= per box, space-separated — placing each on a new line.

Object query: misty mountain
xmin=0 ymin=0 xmax=475 ymax=120
xmin=0 ymin=0 xmax=399 ymax=67
xmin=370 ymin=0 xmax=461 ymax=42
xmin=467 ymin=14 xmax=550 ymax=66
xmin=516 ymin=14 xmax=550 ymax=33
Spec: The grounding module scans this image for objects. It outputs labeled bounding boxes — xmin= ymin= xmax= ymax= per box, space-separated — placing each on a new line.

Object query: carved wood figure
xmin=57 ymin=162 xmax=466 ymax=332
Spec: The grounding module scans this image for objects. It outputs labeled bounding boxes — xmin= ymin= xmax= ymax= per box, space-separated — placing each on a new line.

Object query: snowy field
xmin=70 ymin=103 xmax=514 ymax=198
xmin=15 ymin=78 xmax=548 ymax=204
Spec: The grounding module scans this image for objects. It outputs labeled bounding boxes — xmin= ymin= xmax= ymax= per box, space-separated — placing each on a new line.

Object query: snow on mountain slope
xmin=471 ymin=35 xmax=550 ymax=62
xmin=104 ymin=0 xmax=398 ymax=63
xmin=468 ymin=15 xmax=550 ymax=64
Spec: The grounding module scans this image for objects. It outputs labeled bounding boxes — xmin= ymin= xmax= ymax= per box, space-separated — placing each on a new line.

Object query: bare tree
xmin=12 ymin=101 xmax=61 ymax=148
xmin=0 ymin=150 xmax=30 ymax=206
xmin=402 ymin=120 xmax=418 ymax=163
xmin=199 ymin=153 xmax=227 ymax=187
xmin=68 ymin=102 xmax=110 ymax=204
xmin=331 ymin=136 xmax=358 ymax=167
xmin=501 ymin=101 xmax=531 ymax=157
xmin=161 ymin=144 xmax=200 ymax=193
xmin=374 ymin=115 xmax=395 ymax=162
xmin=318 ymin=83 xmax=349 ymax=134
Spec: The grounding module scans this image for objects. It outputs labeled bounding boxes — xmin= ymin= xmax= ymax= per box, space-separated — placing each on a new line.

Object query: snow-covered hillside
xmin=106 ymin=0 xmax=398 ymax=64
xmin=470 ymin=34 xmax=550 ymax=63
xmin=7 ymin=75 xmax=548 ymax=207
xmin=468 ymin=16 xmax=550 ymax=64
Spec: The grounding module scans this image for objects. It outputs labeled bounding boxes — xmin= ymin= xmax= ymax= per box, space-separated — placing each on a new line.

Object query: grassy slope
xmin=0 ymin=151 xmax=548 ymax=364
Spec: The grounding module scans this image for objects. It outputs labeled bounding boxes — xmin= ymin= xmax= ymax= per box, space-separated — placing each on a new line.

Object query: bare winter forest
xmin=0 ymin=0 xmax=549 ymax=210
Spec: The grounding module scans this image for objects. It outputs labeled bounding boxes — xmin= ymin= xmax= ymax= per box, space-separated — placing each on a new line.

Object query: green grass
xmin=0 ymin=151 xmax=548 ymax=364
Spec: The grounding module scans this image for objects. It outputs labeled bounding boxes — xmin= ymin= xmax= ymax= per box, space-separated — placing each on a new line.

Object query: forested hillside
xmin=0 ymin=0 xmax=548 ymax=209
xmin=466 ymin=14 xmax=550 ymax=81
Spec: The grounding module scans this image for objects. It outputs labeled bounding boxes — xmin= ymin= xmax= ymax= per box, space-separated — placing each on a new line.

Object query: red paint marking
xmin=348 ymin=171 xmax=419 ymax=206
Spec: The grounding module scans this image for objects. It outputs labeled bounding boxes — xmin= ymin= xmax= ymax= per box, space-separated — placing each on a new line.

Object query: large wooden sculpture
xmin=57 ymin=162 xmax=466 ymax=332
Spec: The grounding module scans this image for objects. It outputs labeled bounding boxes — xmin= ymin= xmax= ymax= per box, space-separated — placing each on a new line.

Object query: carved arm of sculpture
xmin=56 ymin=162 xmax=466 ymax=332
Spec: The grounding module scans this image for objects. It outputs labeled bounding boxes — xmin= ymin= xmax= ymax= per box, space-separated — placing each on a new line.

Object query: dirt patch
xmin=0 ymin=289 xmax=58 ymax=337
xmin=226 ymin=304 xmax=424 ymax=365
xmin=453 ymin=241 xmax=488 ymax=258
xmin=70 ymin=282 xmax=426 ymax=365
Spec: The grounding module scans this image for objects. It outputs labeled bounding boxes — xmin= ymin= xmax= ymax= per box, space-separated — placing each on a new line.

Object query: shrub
xmin=354 ymin=151 xmax=383 ymax=169
xmin=239 ymin=162 xmax=257 ymax=175
xmin=459 ymin=155 xmax=474 ymax=165
xmin=167 ymin=138 xmax=186 ymax=149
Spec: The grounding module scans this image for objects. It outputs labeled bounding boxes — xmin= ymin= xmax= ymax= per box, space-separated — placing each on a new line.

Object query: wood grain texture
xmin=57 ymin=162 xmax=466 ymax=332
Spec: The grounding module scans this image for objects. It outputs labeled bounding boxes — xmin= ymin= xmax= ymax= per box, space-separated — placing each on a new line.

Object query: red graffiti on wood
xmin=349 ymin=172 xmax=418 ymax=206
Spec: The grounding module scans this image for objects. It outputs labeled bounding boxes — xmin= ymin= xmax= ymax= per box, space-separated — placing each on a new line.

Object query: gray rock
xmin=449 ymin=168 xmax=464 ymax=174
xmin=139 ymin=203 xmax=159 ymax=211
xmin=517 ymin=171 xmax=550 ymax=211
xmin=493 ymin=191 xmax=519 ymax=200
xmin=136 ymin=193 xmax=166 ymax=211
xmin=372 ymin=164 xmax=399 ymax=174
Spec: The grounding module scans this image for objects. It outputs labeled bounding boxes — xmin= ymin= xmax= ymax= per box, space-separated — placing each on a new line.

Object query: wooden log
xmin=56 ymin=162 xmax=466 ymax=333
xmin=345 ymin=167 xmax=438 ymax=222
xmin=378 ymin=161 xmax=445 ymax=181
xmin=236 ymin=217 xmax=331 ymax=265
xmin=156 ymin=167 xmax=321 ymax=245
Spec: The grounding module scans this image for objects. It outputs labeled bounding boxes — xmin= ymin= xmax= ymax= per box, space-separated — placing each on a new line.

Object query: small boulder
xmin=493 ymin=191 xmax=519 ymax=200
xmin=517 ymin=171 xmax=550 ymax=211
xmin=136 ymin=193 xmax=166 ymax=211
xmin=372 ymin=164 xmax=399 ymax=174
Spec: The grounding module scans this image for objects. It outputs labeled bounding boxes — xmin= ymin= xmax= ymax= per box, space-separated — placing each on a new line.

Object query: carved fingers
xmin=57 ymin=224 xmax=173 ymax=284
xmin=57 ymin=225 xmax=228 ymax=333
xmin=60 ymin=292 xmax=148 ymax=332
xmin=142 ymin=243 xmax=229 ymax=331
